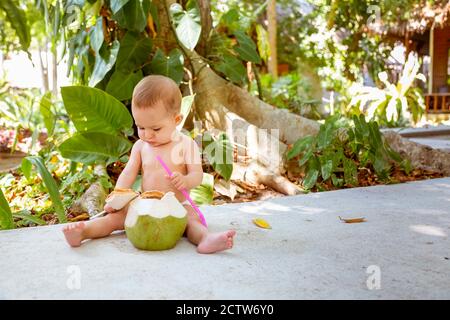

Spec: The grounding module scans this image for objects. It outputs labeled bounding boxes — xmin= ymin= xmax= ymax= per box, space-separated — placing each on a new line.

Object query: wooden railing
xmin=425 ymin=93 xmax=450 ymax=113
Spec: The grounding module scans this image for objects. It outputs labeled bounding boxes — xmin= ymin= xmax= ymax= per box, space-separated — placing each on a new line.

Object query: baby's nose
xmin=145 ymin=130 xmax=154 ymax=139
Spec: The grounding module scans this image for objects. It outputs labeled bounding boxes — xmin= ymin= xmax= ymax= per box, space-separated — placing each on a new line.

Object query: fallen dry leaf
xmin=214 ymin=179 xmax=238 ymax=200
xmin=339 ymin=216 xmax=366 ymax=223
xmin=69 ymin=213 xmax=90 ymax=222
xmin=253 ymin=218 xmax=272 ymax=229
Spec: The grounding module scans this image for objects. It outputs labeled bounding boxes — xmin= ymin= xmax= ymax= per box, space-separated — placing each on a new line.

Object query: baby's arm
xmin=183 ymin=138 xmax=203 ymax=190
xmin=115 ymin=140 xmax=142 ymax=189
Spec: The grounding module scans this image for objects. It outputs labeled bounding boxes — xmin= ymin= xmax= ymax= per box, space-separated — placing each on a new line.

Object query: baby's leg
xmin=183 ymin=205 xmax=236 ymax=254
xmin=63 ymin=209 xmax=127 ymax=247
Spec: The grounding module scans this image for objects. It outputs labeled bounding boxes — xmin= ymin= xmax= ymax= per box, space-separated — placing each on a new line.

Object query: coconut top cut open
xmin=125 ymin=191 xmax=187 ymax=228
xmin=140 ymin=190 xmax=164 ymax=199
xmin=105 ymin=188 xmax=139 ymax=210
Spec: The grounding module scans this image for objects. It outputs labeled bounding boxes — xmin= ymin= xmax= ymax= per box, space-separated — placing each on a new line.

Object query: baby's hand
xmin=103 ymin=204 xmax=118 ymax=213
xmin=165 ymin=172 xmax=188 ymax=190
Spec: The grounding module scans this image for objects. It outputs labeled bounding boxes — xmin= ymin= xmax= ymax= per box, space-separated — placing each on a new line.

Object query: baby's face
xmin=132 ymin=100 xmax=182 ymax=147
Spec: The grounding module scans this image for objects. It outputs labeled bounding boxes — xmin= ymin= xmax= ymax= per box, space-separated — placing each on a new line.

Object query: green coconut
xmin=124 ymin=191 xmax=187 ymax=251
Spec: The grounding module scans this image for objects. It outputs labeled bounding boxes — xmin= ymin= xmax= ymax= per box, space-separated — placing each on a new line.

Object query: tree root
xmin=383 ymin=131 xmax=450 ymax=175
xmin=69 ymin=165 xmax=108 ymax=217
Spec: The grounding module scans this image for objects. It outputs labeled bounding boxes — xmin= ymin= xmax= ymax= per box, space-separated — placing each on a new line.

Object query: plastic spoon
xmin=156 ymin=155 xmax=207 ymax=227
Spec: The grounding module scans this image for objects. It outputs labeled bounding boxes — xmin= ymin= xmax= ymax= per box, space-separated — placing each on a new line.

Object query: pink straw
xmin=156 ymin=156 xmax=207 ymax=227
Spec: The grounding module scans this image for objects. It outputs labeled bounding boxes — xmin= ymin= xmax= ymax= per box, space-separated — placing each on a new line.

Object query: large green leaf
xmin=320 ymin=158 xmax=333 ymax=181
xmin=215 ymin=54 xmax=247 ymax=85
xmin=116 ymin=31 xmax=152 ymax=72
xmin=287 ymin=135 xmax=314 ymax=160
xmin=177 ymin=94 xmax=195 ymax=130
xmin=59 ymin=132 xmax=132 ymax=165
xmin=303 ymin=169 xmax=319 ymax=190
xmin=368 ymin=121 xmax=383 ymax=151
xmin=317 ymin=122 xmax=335 ymax=150
xmin=219 ymin=9 xmax=240 ymax=32
xmin=106 ymin=69 xmax=143 ymax=101
xmin=89 ymin=17 xmax=104 ymax=53
xmin=169 ymin=0 xmax=201 ymax=51
xmin=299 ymin=148 xmax=313 ymax=167
xmin=110 ymin=0 xmax=131 ymax=14
xmin=89 ymin=40 xmax=120 ymax=87
xmin=22 ymin=156 xmax=67 ymax=223
xmin=343 ymin=158 xmax=358 ymax=186
xmin=61 ymin=86 xmax=133 ymax=135
xmin=0 ymin=188 xmax=14 ymax=230
xmin=190 ymin=173 xmax=214 ymax=205
xmin=202 ymin=133 xmax=234 ymax=181
xmin=255 ymin=24 xmax=269 ymax=64
xmin=113 ymin=0 xmax=149 ymax=32
xmin=0 ymin=0 xmax=30 ymax=52
xmin=149 ymin=48 xmax=184 ymax=84
xmin=371 ymin=151 xmax=391 ymax=178
xmin=233 ymin=30 xmax=261 ymax=64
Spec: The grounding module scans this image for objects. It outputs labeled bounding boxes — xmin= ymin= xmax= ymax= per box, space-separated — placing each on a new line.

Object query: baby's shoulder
xmin=134 ymin=139 xmax=144 ymax=148
xmin=132 ymin=139 xmax=144 ymax=152
xmin=176 ymin=133 xmax=202 ymax=163
xmin=177 ymin=132 xmax=199 ymax=149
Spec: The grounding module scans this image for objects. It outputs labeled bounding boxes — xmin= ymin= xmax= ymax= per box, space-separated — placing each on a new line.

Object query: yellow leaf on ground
xmin=253 ymin=218 xmax=272 ymax=229
xmin=69 ymin=213 xmax=90 ymax=222
xmin=339 ymin=216 xmax=366 ymax=223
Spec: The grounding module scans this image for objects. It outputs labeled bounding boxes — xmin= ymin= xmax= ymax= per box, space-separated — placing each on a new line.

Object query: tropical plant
xmin=0 ymin=87 xmax=46 ymax=153
xmin=58 ymin=86 xmax=134 ymax=165
xmin=256 ymin=71 xmax=322 ymax=118
xmin=0 ymin=0 xmax=31 ymax=54
xmin=190 ymin=173 xmax=214 ymax=205
xmin=348 ymin=52 xmax=426 ymax=127
xmin=287 ymin=114 xmax=408 ymax=190
xmin=201 ymin=131 xmax=234 ymax=181
xmin=0 ymin=188 xmax=15 ymax=230
xmin=21 ymin=155 xmax=67 ymax=223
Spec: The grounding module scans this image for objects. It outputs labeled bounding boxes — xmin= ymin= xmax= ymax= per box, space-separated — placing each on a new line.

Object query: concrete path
xmin=408 ymin=138 xmax=450 ymax=151
xmin=383 ymin=125 xmax=450 ymax=151
xmin=1 ymin=178 xmax=450 ymax=299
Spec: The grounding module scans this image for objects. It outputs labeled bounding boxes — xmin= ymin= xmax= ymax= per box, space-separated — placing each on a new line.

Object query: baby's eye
xmin=138 ymin=127 xmax=144 ymax=130
xmin=153 ymin=128 xmax=161 ymax=132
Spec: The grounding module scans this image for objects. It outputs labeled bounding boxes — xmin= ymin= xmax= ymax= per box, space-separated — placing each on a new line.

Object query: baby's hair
xmin=132 ymin=75 xmax=182 ymax=114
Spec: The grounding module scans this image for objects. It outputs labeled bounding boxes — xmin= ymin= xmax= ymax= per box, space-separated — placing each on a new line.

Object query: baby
xmin=63 ymin=75 xmax=236 ymax=253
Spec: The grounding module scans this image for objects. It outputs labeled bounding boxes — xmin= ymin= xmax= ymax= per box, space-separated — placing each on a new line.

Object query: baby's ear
xmin=174 ymin=113 xmax=183 ymax=125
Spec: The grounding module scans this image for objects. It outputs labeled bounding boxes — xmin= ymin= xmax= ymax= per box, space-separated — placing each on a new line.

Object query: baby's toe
xmin=227 ymin=230 xmax=236 ymax=238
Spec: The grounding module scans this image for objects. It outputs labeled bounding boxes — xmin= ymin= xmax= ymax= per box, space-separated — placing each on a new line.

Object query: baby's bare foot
xmin=62 ymin=222 xmax=85 ymax=247
xmin=197 ymin=230 xmax=236 ymax=254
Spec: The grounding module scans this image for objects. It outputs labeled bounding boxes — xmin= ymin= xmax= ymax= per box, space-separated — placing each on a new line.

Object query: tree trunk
xmin=153 ymin=0 xmax=179 ymax=53
xmin=383 ymin=131 xmax=450 ymax=175
xmin=70 ymin=165 xmax=108 ymax=216
xmin=196 ymin=0 xmax=212 ymax=57
xmin=38 ymin=43 xmax=49 ymax=92
xmin=189 ymin=53 xmax=307 ymax=195
xmin=51 ymin=47 xmax=58 ymax=96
